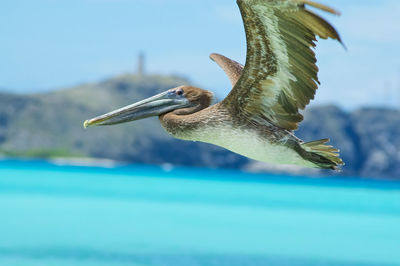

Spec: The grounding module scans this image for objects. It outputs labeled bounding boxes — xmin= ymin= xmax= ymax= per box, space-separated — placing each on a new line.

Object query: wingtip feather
xmin=301 ymin=0 xmax=340 ymax=16
xmin=297 ymin=9 xmax=345 ymax=48
xmin=209 ymin=53 xmax=221 ymax=62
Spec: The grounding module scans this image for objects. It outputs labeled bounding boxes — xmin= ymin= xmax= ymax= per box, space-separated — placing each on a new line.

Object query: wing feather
xmin=210 ymin=53 xmax=244 ymax=87
xmin=222 ymin=0 xmax=342 ymax=130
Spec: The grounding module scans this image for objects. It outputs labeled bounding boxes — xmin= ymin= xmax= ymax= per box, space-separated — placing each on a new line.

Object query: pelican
xmin=84 ymin=0 xmax=344 ymax=170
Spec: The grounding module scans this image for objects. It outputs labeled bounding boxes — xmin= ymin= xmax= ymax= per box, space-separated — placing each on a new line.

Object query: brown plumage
xmin=84 ymin=0 xmax=345 ymax=170
xmin=210 ymin=54 xmax=244 ymax=87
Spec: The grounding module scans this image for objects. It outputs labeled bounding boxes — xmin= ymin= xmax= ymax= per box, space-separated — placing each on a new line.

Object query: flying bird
xmin=84 ymin=0 xmax=344 ymax=170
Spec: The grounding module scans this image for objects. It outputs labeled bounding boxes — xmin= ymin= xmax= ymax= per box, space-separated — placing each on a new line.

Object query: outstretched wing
xmin=222 ymin=0 xmax=342 ymax=130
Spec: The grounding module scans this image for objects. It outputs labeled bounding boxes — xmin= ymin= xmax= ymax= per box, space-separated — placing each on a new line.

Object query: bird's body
xmin=84 ymin=0 xmax=345 ymax=170
xmin=158 ymin=90 xmax=339 ymax=169
xmin=160 ymin=103 xmax=316 ymax=168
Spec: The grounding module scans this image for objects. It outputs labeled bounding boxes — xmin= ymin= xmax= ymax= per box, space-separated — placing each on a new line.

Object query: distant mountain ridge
xmin=0 ymin=74 xmax=399 ymax=179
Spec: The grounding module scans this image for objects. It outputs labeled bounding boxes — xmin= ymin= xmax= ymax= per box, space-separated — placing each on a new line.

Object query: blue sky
xmin=1 ymin=0 xmax=399 ymax=109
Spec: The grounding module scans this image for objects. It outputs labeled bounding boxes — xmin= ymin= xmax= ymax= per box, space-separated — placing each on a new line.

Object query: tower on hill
xmin=137 ymin=52 xmax=145 ymax=76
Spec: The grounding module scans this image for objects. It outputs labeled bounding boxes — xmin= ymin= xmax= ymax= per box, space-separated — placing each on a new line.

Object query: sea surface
xmin=0 ymin=159 xmax=399 ymax=266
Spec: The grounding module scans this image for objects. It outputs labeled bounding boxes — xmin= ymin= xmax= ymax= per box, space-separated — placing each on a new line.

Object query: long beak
xmin=83 ymin=91 xmax=189 ymax=128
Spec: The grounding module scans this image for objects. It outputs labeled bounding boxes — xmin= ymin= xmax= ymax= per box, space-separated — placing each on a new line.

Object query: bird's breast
xmin=185 ymin=123 xmax=315 ymax=167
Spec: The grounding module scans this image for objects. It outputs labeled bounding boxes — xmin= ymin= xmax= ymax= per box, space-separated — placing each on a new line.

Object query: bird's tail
xmin=301 ymin=139 xmax=344 ymax=170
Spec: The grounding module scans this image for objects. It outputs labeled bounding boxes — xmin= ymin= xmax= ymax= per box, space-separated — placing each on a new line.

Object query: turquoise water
xmin=0 ymin=160 xmax=399 ymax=266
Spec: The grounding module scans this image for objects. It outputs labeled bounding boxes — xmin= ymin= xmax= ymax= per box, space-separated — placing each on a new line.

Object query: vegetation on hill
xmin=0 ymin=74 xmax=398 ymax=179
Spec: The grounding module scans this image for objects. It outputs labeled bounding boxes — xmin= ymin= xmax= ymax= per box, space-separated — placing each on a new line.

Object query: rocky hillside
xmin=0 ymin=74 xmax=399 ymax=179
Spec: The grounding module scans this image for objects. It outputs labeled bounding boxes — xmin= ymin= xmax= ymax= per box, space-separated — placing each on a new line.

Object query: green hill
xmin=0 ymin=74 xmax=399 ymax=179
xmin=0 ymin=74 xmax=248 ymax=168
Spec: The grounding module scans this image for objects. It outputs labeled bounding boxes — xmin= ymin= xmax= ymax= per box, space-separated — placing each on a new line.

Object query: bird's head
xmin=83 ymin=85 xmax=213 ymax=128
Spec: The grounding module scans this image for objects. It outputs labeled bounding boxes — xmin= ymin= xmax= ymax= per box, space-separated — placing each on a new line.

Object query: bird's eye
xmin=176 ymin=89 xmax=184 ymax=96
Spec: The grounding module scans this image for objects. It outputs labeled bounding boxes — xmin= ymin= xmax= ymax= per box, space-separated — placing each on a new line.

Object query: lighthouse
xmin=137 ymin=52 xmax=145 ymax=76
